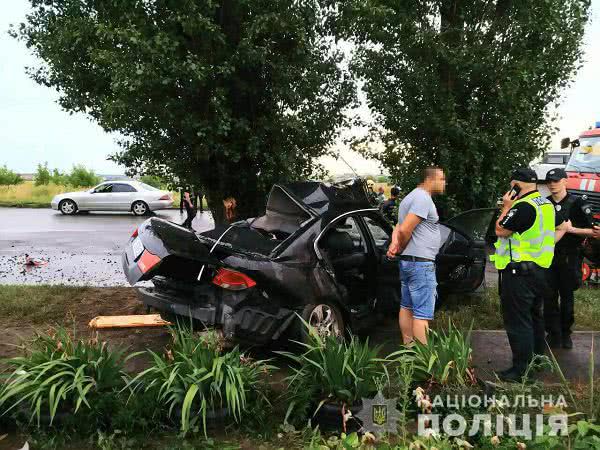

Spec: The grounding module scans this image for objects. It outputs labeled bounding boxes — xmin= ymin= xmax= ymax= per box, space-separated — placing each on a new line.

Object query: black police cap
xmin=511 ymin=168 xmax=538 ymax=183
xmin=545 ymin=168 xmax=567 ymax=182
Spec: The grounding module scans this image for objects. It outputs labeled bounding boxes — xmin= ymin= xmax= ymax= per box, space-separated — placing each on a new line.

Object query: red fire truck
xmin=563 ymin=121 xmax=600 ymax=280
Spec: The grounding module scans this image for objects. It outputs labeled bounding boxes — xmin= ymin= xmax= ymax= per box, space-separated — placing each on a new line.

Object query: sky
xmin=1 ymin=1 xmax=599 ymax=176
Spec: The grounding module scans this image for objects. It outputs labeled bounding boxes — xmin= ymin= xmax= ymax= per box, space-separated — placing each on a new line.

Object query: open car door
xmin=436 ymin=208 xmax=498 ymax=294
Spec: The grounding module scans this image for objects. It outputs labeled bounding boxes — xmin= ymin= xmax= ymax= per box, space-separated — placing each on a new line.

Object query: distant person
xmin=544 ymin=168 xmax=594 ymax=349
xmin=179 ymin=185 xmax=191 ymax=214
xmin=223 ymin=197 xmax=237 ymax=223
xmin=366 ymin=180 xmax=378 ymax=205
xmin=376 ymin=186 xmax=386 ymax=204
xmin=181 ymin=191 xmax=196 ymax=229
xmin=386 ymin=167 xmax=446 ymax=345
xmin=380 ymin=186 xmax=400 ymax=224
xmin=193 ymin=188 xmax=204 ymax=214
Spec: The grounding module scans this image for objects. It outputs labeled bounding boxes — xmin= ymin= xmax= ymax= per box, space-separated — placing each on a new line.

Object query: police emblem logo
xmin=556 ymin=205 xmax=562 ymax=211
xmin=372 ymin=404 xmax=387 ymax=426
xmin=356 ymin=391 xmax=400 ymax=435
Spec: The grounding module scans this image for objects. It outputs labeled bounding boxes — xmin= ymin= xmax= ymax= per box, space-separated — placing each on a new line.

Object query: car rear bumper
xmin=136 ymin=282 xmax=296 ymax=344
xmin=51 ymin=200 xmax=59 ymax=210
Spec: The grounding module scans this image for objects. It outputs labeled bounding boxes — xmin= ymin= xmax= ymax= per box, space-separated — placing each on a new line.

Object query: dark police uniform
xmin=544 ymin=169 xmax=589 ymax=349
xmin=491 ymin=168 xmax=562 ymax=381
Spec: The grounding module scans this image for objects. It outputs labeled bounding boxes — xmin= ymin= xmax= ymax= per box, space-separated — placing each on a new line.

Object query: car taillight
xmin=159 ymin=194 xmax=171 ymax=200
xmin=137 ymin=250 xmax=161 ymax=273
xmin=131 ymin=228 xmax=139 ymax=238
xmin=212 ymin=268 xmax=256 ymax=290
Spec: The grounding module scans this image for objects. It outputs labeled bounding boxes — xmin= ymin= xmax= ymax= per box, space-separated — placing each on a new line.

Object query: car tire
xmin=58 ymin=199 xmax=78 ymax=215
xmin=132 ymin=200 xmax=149 ymax=216
xmin=298 ymin=302 xmax=345 ymax=344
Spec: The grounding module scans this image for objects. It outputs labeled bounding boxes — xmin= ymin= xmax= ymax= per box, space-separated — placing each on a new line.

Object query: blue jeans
xmin=399 ymin=260 xmax=437 ymax=320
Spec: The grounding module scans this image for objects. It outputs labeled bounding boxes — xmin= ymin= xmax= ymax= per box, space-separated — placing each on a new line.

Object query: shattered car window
xmin=445 ymin=208 xmax=497 ymax=242
xmin=201 ymin=225 xmax=280 ymax=256
xmin=363 ymin=216 xmax=390 ymax=249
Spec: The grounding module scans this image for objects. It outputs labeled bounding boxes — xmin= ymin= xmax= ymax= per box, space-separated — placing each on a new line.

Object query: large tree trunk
xmin=206 ymin=187 xmax=228 ymax=227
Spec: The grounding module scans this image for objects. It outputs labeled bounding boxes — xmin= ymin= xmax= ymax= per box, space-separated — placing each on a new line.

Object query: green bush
xmin=0 ymin=327 xmax=128 ymax=427
xmin=66 ymin=165 xmax=101 ymax=187
xmin=0 ymin=165 xmax=23 ymax=186
xmin=278 ymin=320 xmax=383 ymax=423
xmin=140 ymin=175 xmax=165 ymax=189
xmin=50 ymin=168 xmax=67 ymax=185
xmin=34 ymin=162 xmax=51 ymax=186
xmin=389 ymin=321 xmax=476 ymax=386
xmin=126 ymin=325 xmax=273 ymax=436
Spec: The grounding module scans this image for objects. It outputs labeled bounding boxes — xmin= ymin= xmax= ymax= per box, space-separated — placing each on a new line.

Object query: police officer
xmin=544 ymin=168 xmax=594 ymax=349
xmin=491 ymin=168 xmax=566 ymax=382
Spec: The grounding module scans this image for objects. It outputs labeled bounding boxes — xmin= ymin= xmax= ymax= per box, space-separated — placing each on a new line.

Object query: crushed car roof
xmin=278 ymin=178 xmax=373 ymax=220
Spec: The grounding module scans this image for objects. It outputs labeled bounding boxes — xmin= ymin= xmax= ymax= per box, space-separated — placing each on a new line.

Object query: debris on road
xmin=24 ymin=253 xmax=47 ymax=267
xmin=88 ymin=314 xmax=172 ymax=329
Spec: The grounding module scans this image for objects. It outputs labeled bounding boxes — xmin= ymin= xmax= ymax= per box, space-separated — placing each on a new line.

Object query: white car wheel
xmin=132 ymin=201 xmax=149 ymax=216
xmin=59 ymin=199 xmax=77 ymax=215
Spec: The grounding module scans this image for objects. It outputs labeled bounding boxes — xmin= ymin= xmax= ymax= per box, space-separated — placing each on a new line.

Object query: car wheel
xmin=299 ymin=302 xmax=345 ymax=342
xmin=132 ymin=201 xmax=149 ymax=216
xmin=58 ymin=199 xmax=77 ymax=215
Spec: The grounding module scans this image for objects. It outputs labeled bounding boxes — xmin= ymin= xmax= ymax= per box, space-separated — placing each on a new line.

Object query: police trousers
xmin=544 ymin=251 xmax=583 ymax=338
xmin=499 ymin=263 xmax=548 ymax=373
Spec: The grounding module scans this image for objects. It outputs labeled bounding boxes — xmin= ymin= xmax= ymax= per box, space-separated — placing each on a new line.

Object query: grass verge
xmin=0 ymin=285 xmax=136 ymax=326
xmin=1 ymin=285 xmax=598 ymax=331
xmin=434 ymin=286 xmax=600 ymax=331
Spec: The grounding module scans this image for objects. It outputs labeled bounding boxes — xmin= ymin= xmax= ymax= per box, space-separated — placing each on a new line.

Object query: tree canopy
xmin=15 ymin=0 xmax=354 ymax=222
xmin=333 ymin=0 xmax=590 ymax=214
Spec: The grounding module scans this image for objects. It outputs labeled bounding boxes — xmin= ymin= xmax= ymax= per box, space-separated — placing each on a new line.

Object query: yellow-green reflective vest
xmin=490 ymin=191 xmax=555 ymax=270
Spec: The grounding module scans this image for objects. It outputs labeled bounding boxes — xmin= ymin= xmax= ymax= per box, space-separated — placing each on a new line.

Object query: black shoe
xmin=546 ymin=334 xmax=562 ymax=349
xmin=497 ymin=368 xmax=527 ymax=383
xmin=562 ymin=335 xmax=573 ymax=349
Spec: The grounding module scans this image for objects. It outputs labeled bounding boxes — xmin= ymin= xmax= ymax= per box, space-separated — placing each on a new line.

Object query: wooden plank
xmin=88 ymin=314 xmax=172 ymax=329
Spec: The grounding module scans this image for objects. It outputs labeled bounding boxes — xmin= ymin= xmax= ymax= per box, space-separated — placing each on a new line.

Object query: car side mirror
xmin=560 ymin=137 xmax=571 ymax=149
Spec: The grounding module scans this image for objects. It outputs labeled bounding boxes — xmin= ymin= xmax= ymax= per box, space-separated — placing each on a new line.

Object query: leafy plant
xmin=0 ymin=165 xmax=23 ymax=186
xmin=0 ymin=327 xmax=128 ymax=427
xmin=389 ymin=321 xmax=476 ymax=387
xmin=278 ymin=320 xmax=383 ymax=423
xmin=125 ymin=324 xmax=273 ymax=436
xmin=66 ymin=165 xmax=101 ymax=187
xmin=34 ymin=162 xmax=51 ymax=186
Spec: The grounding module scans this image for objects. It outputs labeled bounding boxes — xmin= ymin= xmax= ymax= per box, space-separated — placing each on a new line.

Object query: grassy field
xmin=0 ymin=181 xmax=187 ymax=209
xmin=1 ymin=284 xmax=598 ymax=332
xmin=0 ymin=180 xmax=387 ymax=209
xmin=0 ymin=181 xmax=80 ymax=207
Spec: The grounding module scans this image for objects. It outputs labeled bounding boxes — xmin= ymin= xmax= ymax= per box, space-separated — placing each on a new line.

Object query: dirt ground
xmin=0 ymin=287 xmax=172 ymax=373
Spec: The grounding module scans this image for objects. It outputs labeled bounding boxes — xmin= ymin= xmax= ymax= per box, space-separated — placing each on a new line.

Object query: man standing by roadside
xmin=386 ymin=167 xmax=446 ymax=345
xmin=381 ymin=186 xmax=400 ymax=224
xmin=491 ymin=168 xmax=567 ymax=382
xmin=544 ymin=168 xmax=595 ymax=349
xmin=181 ymin=191 xmax=196 ymax=229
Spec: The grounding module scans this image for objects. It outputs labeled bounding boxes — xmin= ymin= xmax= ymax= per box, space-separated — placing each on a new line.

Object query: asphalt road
xmin=0 ymin=208 xmax=214 ymax=286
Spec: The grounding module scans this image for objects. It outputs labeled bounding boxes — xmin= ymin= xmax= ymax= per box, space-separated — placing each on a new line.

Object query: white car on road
xmin=51 ymin=181 xmax=173 ymax=216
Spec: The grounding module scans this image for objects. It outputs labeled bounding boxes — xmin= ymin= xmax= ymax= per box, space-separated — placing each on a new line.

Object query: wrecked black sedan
xmin=123 ymin=180 xmax=495 ymax=345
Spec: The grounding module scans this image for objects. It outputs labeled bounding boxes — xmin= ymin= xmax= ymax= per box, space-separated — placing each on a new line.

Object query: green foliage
xmin=15 ymin=1 xmax=354 ymax=223
xmin=0 ymin=327 xmax=127 ymax=427
xmin=139 ymin=175 xmax=165 ymax=189
xmin=278 ymin=320 xmax=383 ymax=423
xmin=34 ymin=162 xmax=51 ymax=186
xmin=126 ymin=324 xmax=273 ymax=436
xmin=50 ymin=168 xmax=67 ymax=186
xmin=389 ymin=321 xmax=475 ymax=386
xmin=65 ymin=165 xmax=101 ymax=187
xmin=0 ymin=165 xmax=23 ymax=186
xmin=335 ymin=0 xmax=590 ymax=214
